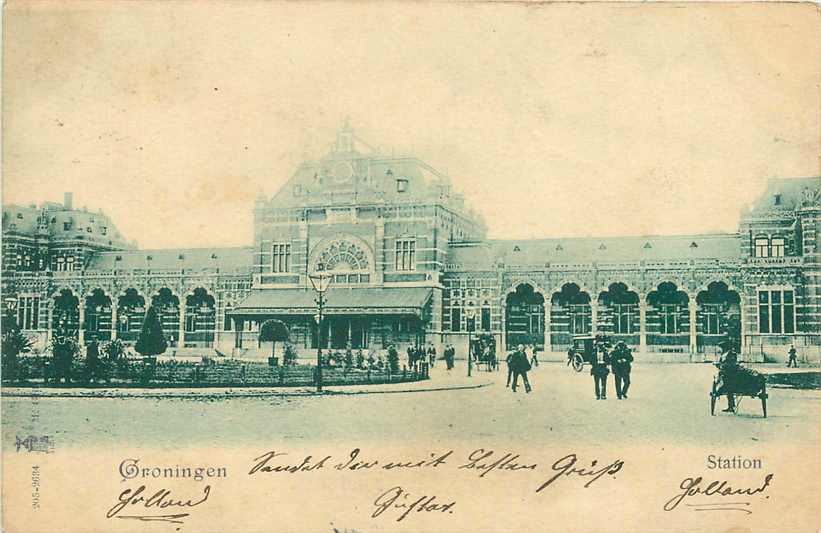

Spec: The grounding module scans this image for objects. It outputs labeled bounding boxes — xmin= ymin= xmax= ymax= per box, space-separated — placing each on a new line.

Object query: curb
xmin=0 ymin=381 xmax=494 ymax=400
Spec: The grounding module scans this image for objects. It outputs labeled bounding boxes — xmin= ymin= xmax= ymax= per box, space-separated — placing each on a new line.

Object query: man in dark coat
xmin=591 ymin=343 xmax=610 ymax=400
xmin=510 ymin=344 xmax=532 ymax=393
xmin=611 ymin=341 xmax=634 ymax=399
xmin=787 ymin=345 xmax=798 ymax=368
xmin=715 ymin=341 xmax=740 ymax=412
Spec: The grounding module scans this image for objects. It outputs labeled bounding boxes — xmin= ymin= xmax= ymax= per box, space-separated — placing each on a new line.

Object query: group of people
xmin=406 ymin=344 xmax=437 ymax=370
xmin=505 ymin=344 xmax=533 ymax=393
xmin=588 ymin=339 xmax=634 ymax=400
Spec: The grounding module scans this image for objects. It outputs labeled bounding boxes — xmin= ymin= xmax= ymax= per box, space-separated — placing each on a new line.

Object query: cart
xmin=567 ymin=335 xmax=597 ymax=372
xmin=471 ymin=335 xmax=498 ymax=372
xmin=710 ymin=363 xmax=768 ymax=418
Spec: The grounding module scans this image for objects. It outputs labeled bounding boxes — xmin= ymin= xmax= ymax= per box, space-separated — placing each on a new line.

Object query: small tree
xmin=102 ymin=339 xmax=126 ymax=361
xmin=50 ymin=334 xmax=79 ymax=384
xmin=135 ymin=306 xmax=167 ymax=357
xmin=259 ymin=319 xmax=289 ymax=363
xmin=2 ymin=326 xmax=34 ymax=383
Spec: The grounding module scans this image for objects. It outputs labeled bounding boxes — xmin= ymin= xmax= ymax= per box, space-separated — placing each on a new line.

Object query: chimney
xmin=64 ymin=192 xmax=73 ymax=210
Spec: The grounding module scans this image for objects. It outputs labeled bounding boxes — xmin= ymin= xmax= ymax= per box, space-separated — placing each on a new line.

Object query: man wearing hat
xmin=611 ymin=341 xmax=634 ymax=399
xmin=591 ymin=340 xmax=611 ymax=400
xmin=715 ymin=340 xmax=740 ymax=412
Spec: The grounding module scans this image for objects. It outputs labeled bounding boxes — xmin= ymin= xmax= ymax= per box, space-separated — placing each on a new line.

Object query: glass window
xmin=16 ymin=296 xmax=40 ymax=330
xmin=568 ymin=304 xmax=591 ymax=334
xmin=754 ymin=238 xmax=769 ymax=258
xmin=701 ymin=304 xmax=723 ymax=335
xmin=451 ymin=307 xmax=461 ymax=332
xmin=272 ymin=243 xmax=291 ymax=273
xmin=660 ymin=304 xmax=678 ymax=334
xmin=612 ymin=303 xmax=637 ymax=334
xmin=758 ymin=289 xmax=794 ymax=334
xmin=771 ymin=238 xmax=785 ymax=257
xmin=481 ymin=306 xmax=491 ymax=331
xmin=395 ymin=240 xmax=416 ymax=271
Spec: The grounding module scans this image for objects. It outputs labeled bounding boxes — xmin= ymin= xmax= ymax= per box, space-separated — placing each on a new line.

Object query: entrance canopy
xmin=229 ymin=287 xmax=433 ymax=317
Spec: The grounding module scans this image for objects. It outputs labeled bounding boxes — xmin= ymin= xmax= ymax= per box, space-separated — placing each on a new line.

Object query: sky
xmin=3 ymin=1 xmax=819 ymax=249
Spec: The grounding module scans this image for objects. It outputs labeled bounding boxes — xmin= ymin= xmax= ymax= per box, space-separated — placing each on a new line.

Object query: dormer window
xmin=115 ymin=255 xmax=122 ymax=261
xmin=211 ymin=253 xmax=218 ymax=259
xmin=599 ymin=243 xmax=607 ymax=250
xmin=396 ymin=178 xmax=409 ymax=193
xmin=643 ymin=242 xmax=652 ymax=249
xmin=63 ymin=222 xmax=71 ymax=231
xmin=146 ymin=255 xmax=153 ymax=261
xmin=690 ymin=242 xmax=698 ymax=248
xmin=178 ymin=254 xmax=185 ymax=260
xmin=774 ymin=193 xmax=782 ymax=206
xmin=513 ymin=245 xmax=521 ymax=252
xmin=556 ymin=244 xmax=563 ymax=251
xmin=101 ymin=227 xmax=107 ymax=235
xmin=86 ymin=227 xmax=92 ymax=233
xmin=16 ymin=212 xmax=23 ymax=219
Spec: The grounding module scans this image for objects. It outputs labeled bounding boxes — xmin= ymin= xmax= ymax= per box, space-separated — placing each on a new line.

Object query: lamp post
xmin=466 ymin=307 xmax=476 ymax=377
xmin=3 ymin=296 xmax=19 ymax=332
xmin=309 ymin=266 xmax=333 ymax=392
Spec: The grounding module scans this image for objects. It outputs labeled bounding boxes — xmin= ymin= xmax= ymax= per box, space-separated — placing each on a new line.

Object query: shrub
xmin=102 ymin=339 xmax=126 ymax=361
xmin=2 ymin=329 xmax=34 ymax=383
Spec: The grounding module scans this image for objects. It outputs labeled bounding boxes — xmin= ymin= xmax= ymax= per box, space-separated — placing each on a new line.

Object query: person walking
xmin=715 ymin=341 xmax=740 ymax=412
xmin=428 ymin=344 xmax=436 ymax=367
xmin=506 ymin=350 xmax=514 ymax=387
xmin=510 ymin=344 xmax=532 ymax=393
xmin=591 ymin=342 xmax=610 ymax=400
xmin=611 ymin=341 xmax=634 ymax=399
xmin=787 ymin=345 xmax=798 ymax=368
xmin=530 ymin=343 xmax=539 ymax=368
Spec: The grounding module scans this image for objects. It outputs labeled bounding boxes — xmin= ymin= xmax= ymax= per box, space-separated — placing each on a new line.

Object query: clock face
xmin=332 ymin=161 xmax=354 ymax=184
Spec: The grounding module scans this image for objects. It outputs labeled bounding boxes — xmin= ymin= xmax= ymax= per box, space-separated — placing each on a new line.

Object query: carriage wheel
xmin=710 ymin=381 xmax=718 ymax=416
xmin=572 ymin=354 xmax=584 ymax=372
xmin=760 ymin=383 xmax=768 ymax=418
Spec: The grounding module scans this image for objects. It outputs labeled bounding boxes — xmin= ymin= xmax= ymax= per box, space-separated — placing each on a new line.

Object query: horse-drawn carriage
xmin=710 ymin=361 xmax=768 ymax=418
xmin=566 ymin=335 xmax=609 ymax=372
xmin=471 ymin=334 xmax=498 ymax=371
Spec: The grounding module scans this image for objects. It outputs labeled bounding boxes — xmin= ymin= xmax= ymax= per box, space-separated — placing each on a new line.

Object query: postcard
xmin=2 ymin=1 xmax=820 ymax=531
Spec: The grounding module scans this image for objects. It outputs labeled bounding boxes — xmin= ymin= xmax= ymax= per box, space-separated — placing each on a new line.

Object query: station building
xmin=2 ymin=125 xmax=819 ymax=362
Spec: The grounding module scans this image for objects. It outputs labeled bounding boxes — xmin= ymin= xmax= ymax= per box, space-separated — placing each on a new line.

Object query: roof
xmin=1 ymin=202 xmax=131 ymax=248
xmin=231 ymin=287 xmax=433 ymax=316
xmin=447 ymin=233 xmax=740 ymax=268
xmin=85 ymin=247 xmax=253 ymax=272
xmin=746 ymin=176 xmax=821 ymax=215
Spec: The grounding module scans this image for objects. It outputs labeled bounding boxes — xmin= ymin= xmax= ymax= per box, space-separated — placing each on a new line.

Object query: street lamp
xmin=308 ymin=265 xmax=333 ymax=392
xmin=3 ymin=296 xmax=19 ymax=331
xmin=466 ymin=307 xmax=476 ymax=377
